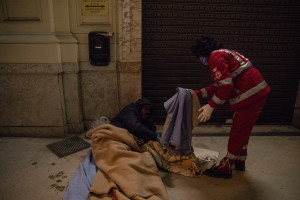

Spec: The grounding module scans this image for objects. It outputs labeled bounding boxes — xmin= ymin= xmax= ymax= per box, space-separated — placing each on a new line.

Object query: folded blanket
xmin=143 ymin=141 xmax=219 ymax=177
xmin=161 ymin=88 xmax=201 ymax=154
xmin=143 ymin=141 xmax=201 ymax=177
xmin=89 ymin=124 xmax=169 ymax=200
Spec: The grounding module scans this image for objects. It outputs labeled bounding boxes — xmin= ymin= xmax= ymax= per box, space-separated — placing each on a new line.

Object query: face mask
xmin=199 ymin=56 xmax=208 ymax=65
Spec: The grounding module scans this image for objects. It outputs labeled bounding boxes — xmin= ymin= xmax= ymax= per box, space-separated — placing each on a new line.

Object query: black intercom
xmin=88 ymin=31 xmax=110 ymax=66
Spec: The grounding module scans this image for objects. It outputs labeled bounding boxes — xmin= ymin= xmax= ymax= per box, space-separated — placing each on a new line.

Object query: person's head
xmin=140 ymin=104 xmax=152 ymax=120
xmin=136 ymin=98 xmax=153 ymax=120
xmin=191 ymin=35 xmax=223 ymax=58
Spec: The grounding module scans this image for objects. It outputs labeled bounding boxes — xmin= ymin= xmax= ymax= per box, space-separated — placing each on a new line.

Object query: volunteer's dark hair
xmin=191 ymin=35 xmax=223 ymax=57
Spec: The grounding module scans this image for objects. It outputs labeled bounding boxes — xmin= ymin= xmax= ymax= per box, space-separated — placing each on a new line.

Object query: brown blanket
xmin=89 ymin=124 xmax=169 ymax=200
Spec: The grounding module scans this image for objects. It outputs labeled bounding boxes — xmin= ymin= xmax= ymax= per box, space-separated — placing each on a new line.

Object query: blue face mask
xmin=199 ymin=56 xmax=208 ymax=65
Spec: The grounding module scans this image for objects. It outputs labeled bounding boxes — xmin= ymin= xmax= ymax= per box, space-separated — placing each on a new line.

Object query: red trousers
xmin=227 ymin=95 xmax=268 ymax=157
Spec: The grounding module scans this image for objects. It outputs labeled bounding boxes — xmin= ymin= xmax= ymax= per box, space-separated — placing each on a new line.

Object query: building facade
xmin=0 ymin=0 xmax=299 ymax=137
xmin=0 ymin=0 xmax=142 ymax=137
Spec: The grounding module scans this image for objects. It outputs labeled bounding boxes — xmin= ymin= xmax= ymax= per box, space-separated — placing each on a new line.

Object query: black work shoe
xmin=235 ymin=161 xmax=245 ymax=171
xmin=204 ymin=167 xmax=232 ymax=179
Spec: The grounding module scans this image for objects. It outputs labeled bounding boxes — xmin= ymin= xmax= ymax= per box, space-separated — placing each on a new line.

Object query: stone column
xmin=118 ymin=0 xmax=142 ymax=109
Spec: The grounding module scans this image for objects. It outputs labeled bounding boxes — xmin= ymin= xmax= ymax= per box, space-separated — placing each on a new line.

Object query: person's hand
xmin=198 ymin=104 xmax=214 ymax=122
xmin=156 ymin=132 xmax=161 ymax=141
xmin=136 ymin=138 xmax=145 ymax=146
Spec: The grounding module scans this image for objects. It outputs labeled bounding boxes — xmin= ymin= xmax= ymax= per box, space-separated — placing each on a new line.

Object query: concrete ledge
xmin=0 ymin=34 xmax=59 ymax=44
xmin=67 ymin=123 xmax=84 ymax=135
xmin=0 ymin=126 xmax=66 ymax=138
xmin=79 ymin=61 xmax=117 ymax=72
xmin=0 ymin=63 xmax=62 ymax=74
xmin=157 ymin=125 xmax=300 ymax=136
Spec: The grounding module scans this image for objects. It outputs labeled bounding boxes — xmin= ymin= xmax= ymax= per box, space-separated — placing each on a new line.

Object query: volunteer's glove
xmin=198 ymin=104 xmax=214 ymax=122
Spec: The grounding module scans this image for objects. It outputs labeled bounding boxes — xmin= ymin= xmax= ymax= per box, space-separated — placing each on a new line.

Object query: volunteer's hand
xmin=198 ymin=104 xmax=214 ymax=122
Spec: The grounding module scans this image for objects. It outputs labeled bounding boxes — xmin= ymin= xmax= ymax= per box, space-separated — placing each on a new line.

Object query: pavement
xmin=0 ymin=125 xmax=300 ymax=200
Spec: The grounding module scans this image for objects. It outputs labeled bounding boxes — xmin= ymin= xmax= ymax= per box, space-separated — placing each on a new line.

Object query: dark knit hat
xmin=136 ymin=98 xmax=153 ymax=113
xmin=136 ymin=98 xmax=152 ymax=107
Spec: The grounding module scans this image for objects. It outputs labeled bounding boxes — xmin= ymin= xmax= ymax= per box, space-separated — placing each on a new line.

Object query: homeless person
xmin=87 ymin=98 xmax=168 ymax=199
xmin=82 ymin=98 xmax=168 ymax=200
xmin=111 ymin=97 xmax=159 ymax=145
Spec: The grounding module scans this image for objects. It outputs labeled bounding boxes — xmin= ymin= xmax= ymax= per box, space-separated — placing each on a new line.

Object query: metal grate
xmin=47 ymin=136 xmax=90 ymax=158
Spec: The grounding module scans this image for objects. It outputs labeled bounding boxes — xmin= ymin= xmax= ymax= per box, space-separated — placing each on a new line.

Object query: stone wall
xmin=0 ymin=0 xmax=143 ymax=137
xmin=0 ymin=2 xmax=82 ymax=136
xmin=0 ymin=34 xmax=82 ymax=137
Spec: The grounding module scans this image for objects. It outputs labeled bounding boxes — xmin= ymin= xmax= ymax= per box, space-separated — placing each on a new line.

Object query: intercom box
xmin=88 ymin=31 xmax=110 ymax=66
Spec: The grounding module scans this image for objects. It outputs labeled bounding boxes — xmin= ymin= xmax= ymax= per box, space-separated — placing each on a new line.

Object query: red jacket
xmin=195 ymin=49 xmax=271 ymax=110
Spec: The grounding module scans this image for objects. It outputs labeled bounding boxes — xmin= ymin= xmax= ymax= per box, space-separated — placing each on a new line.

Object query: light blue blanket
xmin=63 ymin=148 xmax=98 ymax=200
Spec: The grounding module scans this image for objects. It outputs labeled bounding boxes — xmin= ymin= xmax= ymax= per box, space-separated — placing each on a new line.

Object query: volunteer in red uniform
xmin=192 ymin=35 xmax=271 ymax=178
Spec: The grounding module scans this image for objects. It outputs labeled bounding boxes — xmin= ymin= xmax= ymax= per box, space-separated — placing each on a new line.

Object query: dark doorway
xmin=142 ymin=1 xmax=300 ymax=125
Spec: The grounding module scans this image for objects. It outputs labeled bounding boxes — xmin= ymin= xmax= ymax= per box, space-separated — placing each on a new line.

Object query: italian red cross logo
xmin=214 ymin=71 xmax=222 ymax=80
